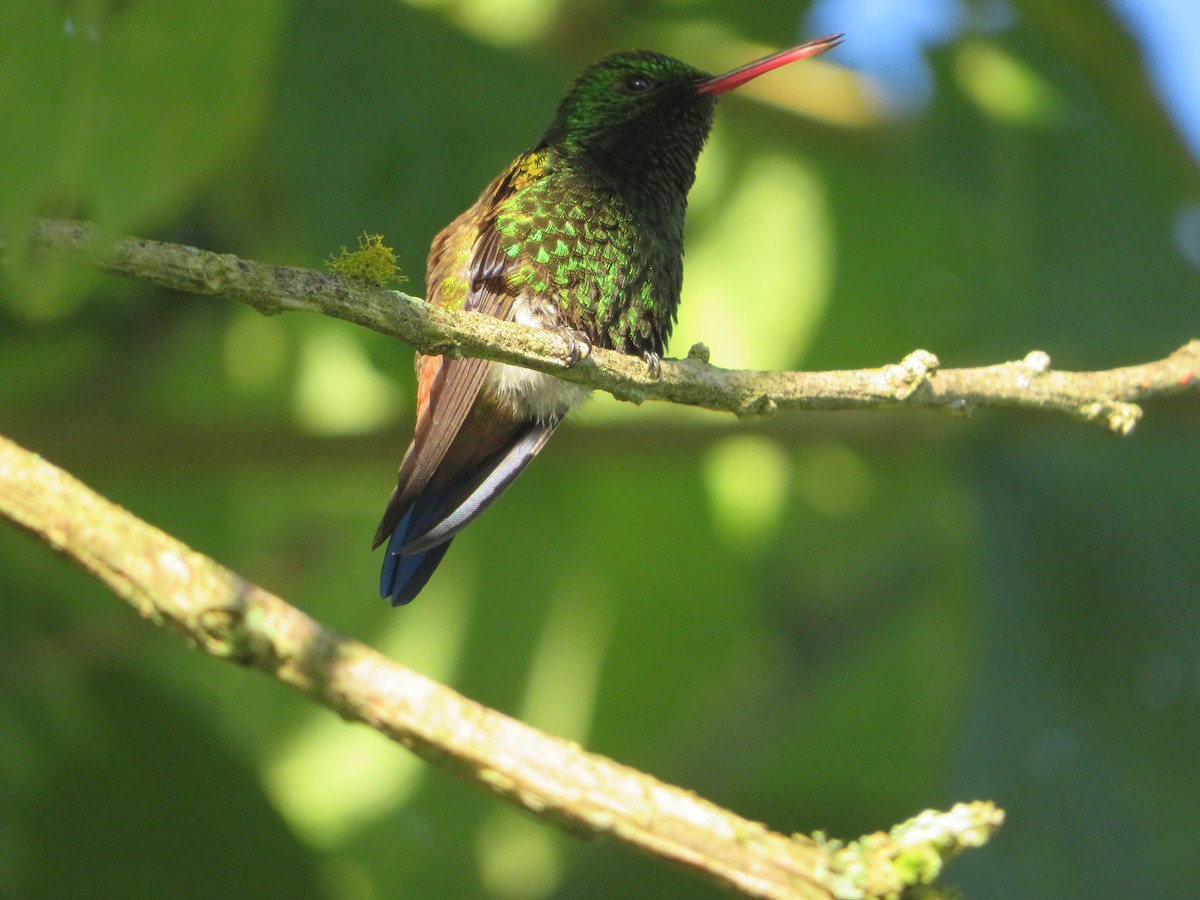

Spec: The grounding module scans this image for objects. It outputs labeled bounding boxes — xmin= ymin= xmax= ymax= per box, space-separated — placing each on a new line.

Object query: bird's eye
xmin=622 ymin=74 xmax=654 ymax=94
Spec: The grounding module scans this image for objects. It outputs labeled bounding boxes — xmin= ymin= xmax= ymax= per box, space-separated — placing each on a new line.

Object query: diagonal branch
xmin=0 ymin=432 xmax=1002 ymax=899
xmin=20 ymin=218 xmax=1200 ymax=433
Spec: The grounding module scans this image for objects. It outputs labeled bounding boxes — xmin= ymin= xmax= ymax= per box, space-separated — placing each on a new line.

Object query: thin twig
xmin=20 ymin=218 xmax=1199 ymax=432
xmin=0 ymin=433 xmax=1003 ymax=899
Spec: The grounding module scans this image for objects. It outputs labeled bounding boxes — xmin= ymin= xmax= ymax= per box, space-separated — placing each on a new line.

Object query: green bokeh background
xmin=2 ymin=1 xmax=1197 ymax=898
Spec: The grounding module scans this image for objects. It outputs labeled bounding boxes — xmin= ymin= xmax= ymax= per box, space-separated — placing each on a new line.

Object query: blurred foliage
xmin=1 ymin=1 xmax=1198 ymax=898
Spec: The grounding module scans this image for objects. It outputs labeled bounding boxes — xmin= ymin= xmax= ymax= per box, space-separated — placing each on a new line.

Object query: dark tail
xmin=379 ymin=507 xmax=453 ymax=606
xmin=375 ymin=418 xmax=562 ymax=606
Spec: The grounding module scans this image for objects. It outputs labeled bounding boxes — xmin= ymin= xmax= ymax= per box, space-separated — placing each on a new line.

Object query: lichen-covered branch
xmin=21 ymin=218 xmax=1199 ymax=433
xmin=0 ymin=432 xmax=1001 ymax=899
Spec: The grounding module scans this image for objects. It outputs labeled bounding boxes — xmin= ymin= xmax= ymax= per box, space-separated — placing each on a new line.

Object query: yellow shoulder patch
xmin=507 ymin=149 xmax=549 ymax=191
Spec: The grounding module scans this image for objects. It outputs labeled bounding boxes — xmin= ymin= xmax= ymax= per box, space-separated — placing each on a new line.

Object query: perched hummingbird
xmin=375 ymin=34 xmax=843 ymax=605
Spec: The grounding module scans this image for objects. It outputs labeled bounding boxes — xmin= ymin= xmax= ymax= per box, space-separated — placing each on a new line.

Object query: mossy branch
xmin=0 ymin=433 xmax=1001 ymax=899
xmin=21 ymin=218 xmax=1200 ymax=432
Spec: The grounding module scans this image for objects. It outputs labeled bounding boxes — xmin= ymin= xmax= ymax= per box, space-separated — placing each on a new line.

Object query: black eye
xmin=622 ymin=74 xmax=654 ymax=94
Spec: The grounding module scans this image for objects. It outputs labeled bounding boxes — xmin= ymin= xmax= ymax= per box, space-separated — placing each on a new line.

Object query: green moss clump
xmin=326 ymin=233 xmax=405 ymax=286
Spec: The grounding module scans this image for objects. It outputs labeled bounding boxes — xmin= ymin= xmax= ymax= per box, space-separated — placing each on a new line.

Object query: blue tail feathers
xmin=379 ymin=508 xmax=452 ymax=606
xmin=375 ymin=418 xmax=562 ymax=606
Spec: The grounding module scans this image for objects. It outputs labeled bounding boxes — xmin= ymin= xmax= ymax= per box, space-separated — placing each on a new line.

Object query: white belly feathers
xmin=484 ymin=293 xmax=591 ymax=422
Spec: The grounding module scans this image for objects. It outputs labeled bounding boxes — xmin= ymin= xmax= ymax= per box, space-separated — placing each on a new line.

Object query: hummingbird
xmin=375 ymin=34 xmax=843 ymax=605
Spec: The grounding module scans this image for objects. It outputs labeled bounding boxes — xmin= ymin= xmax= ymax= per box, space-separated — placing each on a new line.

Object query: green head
xmin=538 ymin=34 xmax=843 ymax=192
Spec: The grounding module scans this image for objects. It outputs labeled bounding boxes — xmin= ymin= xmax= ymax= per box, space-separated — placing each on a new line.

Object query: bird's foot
xmin=557 ymin=327 xmax=593 ymax=367
xmin=643 ymin=351 xmax=662 ymax=380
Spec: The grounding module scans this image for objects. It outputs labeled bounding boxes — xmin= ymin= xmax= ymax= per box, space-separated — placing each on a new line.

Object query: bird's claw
xmin=558 ymin=327 xmax=593 ymax=367
xmin=643 ymin=351 xmax=662 ymax=380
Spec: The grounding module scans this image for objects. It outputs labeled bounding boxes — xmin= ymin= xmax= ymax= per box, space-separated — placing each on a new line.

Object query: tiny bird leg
xmin=557 ymin=326 xmax=593 ymax=367
xmin=643 ymin=351 xmax=663 ymax=380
